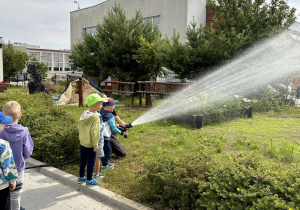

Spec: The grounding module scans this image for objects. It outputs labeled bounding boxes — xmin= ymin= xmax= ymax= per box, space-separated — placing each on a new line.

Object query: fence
xmin=103 ymin=81 xmax=135 ymax=106
xmin=136 ymin=81 xmax=189 ymax=106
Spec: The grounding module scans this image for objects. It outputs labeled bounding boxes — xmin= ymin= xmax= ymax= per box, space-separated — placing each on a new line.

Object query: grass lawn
xmin=60 ymin=100 xmax=300 ymax=207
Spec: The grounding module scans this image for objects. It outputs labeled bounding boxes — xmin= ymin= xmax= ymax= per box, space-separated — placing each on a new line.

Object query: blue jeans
xmin=79 ymin=145 xmax=96 ymax=180
xmin=101 ymin=140 xmax=112 ymax=166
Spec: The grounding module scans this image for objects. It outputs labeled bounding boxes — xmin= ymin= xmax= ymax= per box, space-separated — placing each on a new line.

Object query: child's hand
xmin=94 ymin=147 xmax=99 ymax=152
xmin=10 ymin=182 xmax=16 ymax=191
xmin=123 ymin=131 xmax=127 ymax=136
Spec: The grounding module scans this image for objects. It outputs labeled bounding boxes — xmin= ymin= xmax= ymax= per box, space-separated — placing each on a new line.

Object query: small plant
xmin=234 ymin=95 xmax=258 ymax=109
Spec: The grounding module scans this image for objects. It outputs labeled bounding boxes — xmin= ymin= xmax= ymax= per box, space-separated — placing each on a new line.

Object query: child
xmin=98 ymin=93 xmax=128 ymax=157
xmin=0 ymin=101 xmax=34 ymax=210
xmin=100 ymin=98 xmax=127 ymax=170
xmin=93 ymin=93 xmax=106 ymax=180
xmin=0 ymin=111 xmax=18 ymax=210
xmin=78 ymin=93 xmax=107 ymax=187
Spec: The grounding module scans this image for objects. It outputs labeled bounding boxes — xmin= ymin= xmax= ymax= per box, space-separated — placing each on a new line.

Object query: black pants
xmin=79 ymin=145 xmax=96 ymax=180
xmin=0 ymin=186 xmax=10 ymax=210
xmin=101 ymin=140 xmax=112 ymax=166
xmin=110 ymin=134 xmax=126 ymax=157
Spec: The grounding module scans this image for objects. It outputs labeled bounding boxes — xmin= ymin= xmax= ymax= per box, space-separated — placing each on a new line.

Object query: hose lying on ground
xmin=25 ymin=157 xmax=80 ymax=169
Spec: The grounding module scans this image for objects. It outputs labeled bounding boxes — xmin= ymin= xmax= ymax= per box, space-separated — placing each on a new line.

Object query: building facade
xmin=70 ymin=0 xmax=207 ymax=47
xmin=13 ymin=42 xmax=71 ymax=79
xmin=28 ymin=48 xmax=71 ymax=79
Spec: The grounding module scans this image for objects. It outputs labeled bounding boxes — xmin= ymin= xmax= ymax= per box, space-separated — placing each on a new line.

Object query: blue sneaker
xmin=86 ymin=178 xmax=100 ymax=187
xmin=77 ymin=176 xmax=87 ymax=184
xmin=108 ymin=163 xmax=114 ymax=167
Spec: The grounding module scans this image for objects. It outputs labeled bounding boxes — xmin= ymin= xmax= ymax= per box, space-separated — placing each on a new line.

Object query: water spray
xmin=131 ymin=23 xmax=300 ymax=126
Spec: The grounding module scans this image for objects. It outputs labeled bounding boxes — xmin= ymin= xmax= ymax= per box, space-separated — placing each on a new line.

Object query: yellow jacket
xmin=78 ymin=110 xmax=100 ymax=148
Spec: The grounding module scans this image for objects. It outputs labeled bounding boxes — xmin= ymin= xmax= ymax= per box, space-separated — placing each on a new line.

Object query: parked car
xmin=51 ymin=75 xmax=67 ymax=83
xmin=11 ymin=74 xmax=24 ymax=82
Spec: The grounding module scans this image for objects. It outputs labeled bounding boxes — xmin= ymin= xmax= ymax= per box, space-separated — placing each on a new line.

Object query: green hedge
xmin=0 ymin=91 xmax=80 ymax=163
xmin=139 ymin=153 xmax=300 ymax=209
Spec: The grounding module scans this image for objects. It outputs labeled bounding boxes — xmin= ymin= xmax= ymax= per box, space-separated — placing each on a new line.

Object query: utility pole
xmin=0 ymin=37 xmax=3 ymax=82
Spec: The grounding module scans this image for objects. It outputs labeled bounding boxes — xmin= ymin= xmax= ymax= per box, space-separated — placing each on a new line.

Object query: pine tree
xmin=70 ymin=4 xmax=162 ymax=83
xmin=162 ymin=0 xmax=296 ymax=80
xmin=206 ymin=0 xmax=296 ymax=48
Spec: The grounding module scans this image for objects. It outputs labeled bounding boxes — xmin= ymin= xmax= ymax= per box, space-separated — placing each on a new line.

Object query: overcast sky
xmin=1 ymin=0 xmax=299 ymax=50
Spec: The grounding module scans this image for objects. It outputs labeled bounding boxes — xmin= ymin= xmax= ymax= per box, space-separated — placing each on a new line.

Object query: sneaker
xmin=77 ymin=176 xmax=87 ymax=184
xmin=101 ymin=164 xmax=114 ymax=170
xmin=108 ymin=162 xmax=114 ymax=167
xmin=86 ymin=178 xmax=100 ymax=187
xmin=93 ymin=173 xmax=105 ymax=179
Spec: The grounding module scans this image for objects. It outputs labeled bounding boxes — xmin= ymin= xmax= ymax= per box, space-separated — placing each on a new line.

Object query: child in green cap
xmin=77 ymin=93 xmax=107 ymax=187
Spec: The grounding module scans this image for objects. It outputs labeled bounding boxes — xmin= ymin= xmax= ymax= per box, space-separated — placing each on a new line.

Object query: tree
xmin=3 ymin=42 xmax=29 ymax=82
xmin=27 ymin=56 xmax=48 ymax=79
xmin=70 ymin=33 xmax=104 ymax=80
xmin=136 ymin=35 xmax=166 ymax=81
xmin=161 ymin=0 xmax=296 ymax=80
xmin=206 ymin=0 xmax=296 ymax=48
xmin=70 ymin=4 xmax=162 ymax=83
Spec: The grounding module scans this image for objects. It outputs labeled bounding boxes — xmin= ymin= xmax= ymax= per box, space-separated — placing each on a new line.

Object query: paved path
xmin=22 ymin=169 xmax=114 ymax=210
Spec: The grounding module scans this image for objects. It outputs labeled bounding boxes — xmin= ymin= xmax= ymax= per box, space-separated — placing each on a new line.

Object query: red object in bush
xmin=1 ymin=81 xmax=7 ymax=83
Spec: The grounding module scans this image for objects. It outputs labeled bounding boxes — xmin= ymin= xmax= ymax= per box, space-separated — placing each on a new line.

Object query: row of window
xmin=30 ymin=52 xmax=71 ymax=72
xmin=85 ymin=15 xmax=161 ymax=35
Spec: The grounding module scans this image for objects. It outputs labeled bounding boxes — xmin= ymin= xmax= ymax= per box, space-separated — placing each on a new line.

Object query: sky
xmin=1 ymin=0 xmax=300 ymax=51
xmin=0 ymin=0 xmax=106 ymax=50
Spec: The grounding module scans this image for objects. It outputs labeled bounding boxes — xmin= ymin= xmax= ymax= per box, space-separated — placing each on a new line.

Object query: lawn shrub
xmin=139 ymin=154 xmax=210 ymax=209
xmin=139 ymin=152 xmax=300 ymax=209
xmin=252 ymin=86 xmax=291 ymax=112
xmin=0 ymin=91 xmax=79 ymax=163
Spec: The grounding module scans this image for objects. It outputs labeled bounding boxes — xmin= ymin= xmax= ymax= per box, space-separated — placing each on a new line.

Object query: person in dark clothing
xmin=98 ymin=93 xmax=128 ymax=157
xmin=100 ymin=98 xmax=127 ymax=170
xmin=110 ymin=109 xmax=127 ymax=157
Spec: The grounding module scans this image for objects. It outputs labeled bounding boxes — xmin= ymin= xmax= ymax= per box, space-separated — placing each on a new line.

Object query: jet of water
xmin=132 ymin=24 xmax=300 ymax=127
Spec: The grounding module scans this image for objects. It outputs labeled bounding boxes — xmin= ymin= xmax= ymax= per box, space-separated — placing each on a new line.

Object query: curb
xmin=26 ymin=158 xmax=152 ymax=210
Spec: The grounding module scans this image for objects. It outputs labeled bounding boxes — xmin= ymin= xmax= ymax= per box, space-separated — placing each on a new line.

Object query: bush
xmin=139 ymin=153 xmax=300 ymax=209
xmin=0 ymin=91 xmax=80 ymax=163
xmin=43 ymin=81 xmax=66 ymax=94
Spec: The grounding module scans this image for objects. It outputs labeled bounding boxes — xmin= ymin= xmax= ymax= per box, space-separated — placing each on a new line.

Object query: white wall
xmin=70 ymin=0 xmax=206 ymax=46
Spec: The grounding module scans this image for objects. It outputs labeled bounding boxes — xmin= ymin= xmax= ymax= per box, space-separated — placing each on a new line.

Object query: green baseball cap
xmin=86 ymin=93 xmax=108 ymax=106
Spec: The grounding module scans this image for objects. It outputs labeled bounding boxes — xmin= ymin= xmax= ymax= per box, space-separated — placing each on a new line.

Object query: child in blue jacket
xmin=100 ymin=98 xmax=127 ymax=170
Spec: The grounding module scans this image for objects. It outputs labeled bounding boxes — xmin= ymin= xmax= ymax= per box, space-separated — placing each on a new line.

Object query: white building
xmin=13 ymin=42 xmax=71 ymax=79
xmin=70 ymin=0 xmax=207 ymax=47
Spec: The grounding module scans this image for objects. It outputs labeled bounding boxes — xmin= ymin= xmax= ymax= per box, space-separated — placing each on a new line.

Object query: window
xmin=153 ymin=16 xmax=161 ymax=28
xmin=31 ymin=52 xmax=40 ymax=61
xmin=143 ymin=15 xmax=161 ymax=30
xmin=64 ymin=54 xmax=71 ymax=71
xmin=42 ymin=52 xmax=52 ymax=71
xmin=54 ymin=53 xmax=63 ymax=71
xmin=85 ymin=27 xmax=97 ymax=35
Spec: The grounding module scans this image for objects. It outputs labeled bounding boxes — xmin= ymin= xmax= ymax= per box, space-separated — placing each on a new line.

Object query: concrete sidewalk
xmin=22 ymin=169 xmax=114 ymax=209
xmin=23 ymin=158 xmax=152 ymax=210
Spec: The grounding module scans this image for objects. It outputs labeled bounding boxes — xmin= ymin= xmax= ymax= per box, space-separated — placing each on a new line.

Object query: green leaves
xmin=3 ymin=42 xmax=29 ymax=82
xmin=70 ymin=4 xmax=161 ymax=83
xmin=0 ymin=91 xmax=79 ymax=163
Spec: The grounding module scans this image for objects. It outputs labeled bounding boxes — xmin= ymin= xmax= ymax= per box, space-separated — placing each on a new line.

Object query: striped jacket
xmin=0 ymin=139 xmax=18 ymax=190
